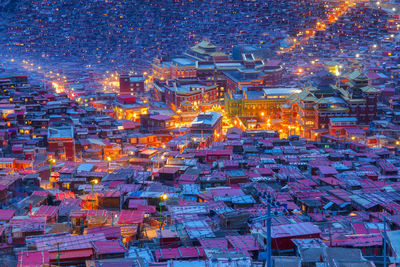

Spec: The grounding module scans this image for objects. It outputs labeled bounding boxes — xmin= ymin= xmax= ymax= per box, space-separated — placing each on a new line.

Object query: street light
xmin=90 ymin=179 xmax=99 ymax=210
xmin=159 ymin=194 xmax=168 ymax=230
xmin=49 ymin=158 xmax=56 ymax=185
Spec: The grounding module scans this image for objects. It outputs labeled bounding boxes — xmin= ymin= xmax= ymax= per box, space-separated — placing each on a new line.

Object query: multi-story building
xmin=329 ymin=117 xmax=357 ymax=138
xmin=291 ymin=70 xmax=379 ymax=138
xmin=113 ymin=96 xmax=148 ymax=122
xmin=140 ymin=113 xmax=175 ymax=133
xmin=333 ymin=70 xmax=379 ymax=124
xmin=314 ymin=97 xmax=349 ymax=130
xmin=119 ymin=74 xmax=145 ymax=95
xmin=225 ymin=87 xmax=301 ymax=122
xmin=191 ymin=112 xmax=223 ymax=141
xmin=48 ymin=126 xmax=74 ymax=160
xmin=154 ymin=79 xmax=218 ymax=111
xmin=224 ymin=57 xmax=283 ymax=92
xmin=152 ymin=57 xmax=197 ymax=80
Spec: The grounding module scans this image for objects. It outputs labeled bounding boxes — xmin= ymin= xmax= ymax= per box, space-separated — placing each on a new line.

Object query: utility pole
xmin=383 ymin=215 xmax=387 ymax=267
xmin=249 ymin=193 xmax=287 ymax=267
xmin=266 ymin=202 xmax=272 ymax=267
xmin=56 ymin=242 xmax=61 ymax=267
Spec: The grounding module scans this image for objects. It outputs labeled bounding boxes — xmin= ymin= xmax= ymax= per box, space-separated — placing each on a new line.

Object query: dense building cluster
xmin=1 ymin=72 xmax=400 ymax=266
xmin=0 ymin=0 xmax=400 ymax=266
xmin=1 ymin=0 xmax=340 ymax=72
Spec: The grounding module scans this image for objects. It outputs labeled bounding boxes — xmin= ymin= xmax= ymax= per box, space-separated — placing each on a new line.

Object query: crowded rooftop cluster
xmin=0 ymin=0 xmax=400 ymax=266
xmin=0 ymin=65 xmax=400 ymax=266
xmin=0 ymin=0 xmax=341 ymax=72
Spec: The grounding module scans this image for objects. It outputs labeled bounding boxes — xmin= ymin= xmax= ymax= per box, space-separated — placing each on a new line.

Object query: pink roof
xmin=208 ymin=187 xmax=244 ymax=197
xmin=128 ymin=199 xmax=147 ymax=208
xmin=151 ymin=114 xmax=173 ymax=121
xmin=121 ymin=184 xmax=142 ymax=194
xmin=159 ymin=166 xmax=180 ymax=174
xmin=18 ymin=251 xmax=50 ymax=267
xmin=32 ymin=205 xmax=59 ymax=218
xmin=122 ymin=120 xmax=140 ymax=130
xmin=270 ymin=222 xmax=321 ymax=239
xmin=377 ymin=159 xmax=397 ymax=173
xmin=257 ymin=168 xmax=274 ymax=176
xmin=308 ymin=213 xmax=326 ymax=222
xmin=206 ymin=149 xmax=232 ymax=156
xmin=49 ymin=248 xmax=93 ymax=260
xmin=56 ymin=191 xmax=75 ymax=201
xmin=367 ymin=72 xmax=381 ymax=79
xmin=319 ymin=177 xmax=344 ymax=186
xmin=118 ymin=210 xmax=145 ymax=224
xmin=324 ymin=195 xmax=345 ymax=205
xmin=328 ymin=189 xmax=351 ymax=202
xmin=92 ymin=240 xmax=127 ymax=254
xmin=70 ymin=209 xmax=109 ymax=218
xmin=178 ymin=174 xmax=198 ymax=184
xmin=32 ymin=191 xmax=49 ymax=197
xmin=35 ymin=233 xmax=106 ymax=252
xmin=227 ymin=235 xmax=261 ymax=251
xmin=329 ymin=233 xmax=382 ymax=247
xmin=87 ymin=226 xmax=122 ymax=239
xmin=345 ymin=128 xmax=365 ymax=136
xmin=128 ymin=199 xmax=156 ymax=213
xmin=199 ymin=238 xmax=228 ymax=250
xmin=0 ymin=209 xmax=16 ymax=221
xmin=318 ymin=166 xmax=338 ymax=176
xmin=353 ymin=223 xmax=369 ymax=235
xmin=296 ymin=179 xmax=318 ymax=187
xmin=109 ymin=180 xmax=124 ymax=189
xmin=155 ymin=247 xmax=205 ymax=260
xmin=101 ymin=190 xmax=121 ymax=198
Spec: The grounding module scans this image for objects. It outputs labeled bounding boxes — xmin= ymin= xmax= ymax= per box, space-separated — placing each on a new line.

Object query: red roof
xmin=319 ymin=177 xmax=344 ymax=186
xmin=32 ymin=205 xmax=59 ymax=218
xmin=92 ymin=240 xmax=127 ymax=254
xmin=199 ymin=238 xmax=228 ymax=250
xmin=329 ymin=233 xmax=382 ymax=247
xmin=32 ymin=191 xmax=49 ymax=197
xmin=178 ymin=174 xmax=198 ymax=184
xmin=49 ymin=248 xmax=93 ymax=260
xmin=101 ymin=190 xmax=121 ymax=198
xmin=18 ymin=251 xmax=50 ymax=267
xmin=270 ymin=222 xmax=321 ymax=239
xmin=151 ymin=114 xmax=173 ymax=121
xmin=318 ymin=166 xmax=338 ymax=176
xmin=206 ymin=149 xmax=232 ymax=156
xmin=35 ymin=233 xmax=106 ymax=252
xmin=128 ymin=199 xmax=147 ymax=208
xmin=257 ymin=167 xmax=274 ymax=176
xmin=159 ymin=166 xmax=180 ymax=174
xmin=109 ymin=180 xmax=125 ymax=189
xmin=155 ymin=247 xmax=205 ymax=260
xmin=56 ymin=191 xmax=75 ymax=201
xmin=123 ymin=120 xmax=140 ymax=130
xmin=118 ymin=210 xmax=145 ymax=224
xmin=70 ymin=209 xmax=109 ymax=218
xmin=208 ymin=187 xmax=244 ymax=197
xmin=0 ymin=209 xmax=16 ymax=221
xmin=87 ymin=226 xmax=122 ymax=239
xmin=227 ymin=235 xmax=261 ymax=251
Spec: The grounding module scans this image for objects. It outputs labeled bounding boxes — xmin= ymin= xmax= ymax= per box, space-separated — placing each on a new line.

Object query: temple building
xmin=184 ymin=40 xmax=227 ymax=61
xmin=225 ymin=87 xmax=301 ymax=123
xmin=289 ymin=70 xmax=379 ymax=139
xmin=154 ymin=79 xmax=218 ymax=111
